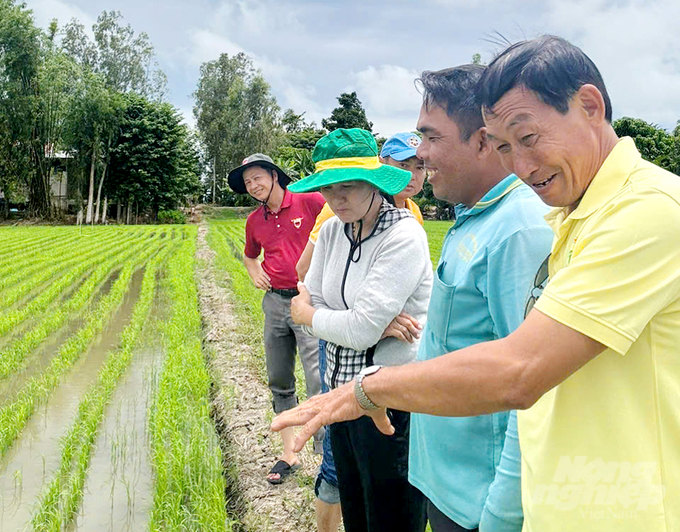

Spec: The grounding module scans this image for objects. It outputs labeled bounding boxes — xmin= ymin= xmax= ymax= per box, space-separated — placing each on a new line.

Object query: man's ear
xmin=575 ymin=84 xmax=606 ymax=123
xmin=379 ymin=155 xmax=386 ymax=164
xmin=475 ymin=127 xmax=493 ymax=158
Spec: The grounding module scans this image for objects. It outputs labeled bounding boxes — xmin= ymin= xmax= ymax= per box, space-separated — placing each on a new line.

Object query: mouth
xmin=532 ymin=174 xmax=556 ymax=190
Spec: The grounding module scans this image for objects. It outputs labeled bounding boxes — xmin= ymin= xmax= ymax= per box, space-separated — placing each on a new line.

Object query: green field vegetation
xmin=0 ymin=225 xmax=231 ymax=531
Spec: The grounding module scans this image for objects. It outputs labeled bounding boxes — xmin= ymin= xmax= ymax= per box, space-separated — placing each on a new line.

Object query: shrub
xmin=158 ymin=210 xmax=186 ymax=224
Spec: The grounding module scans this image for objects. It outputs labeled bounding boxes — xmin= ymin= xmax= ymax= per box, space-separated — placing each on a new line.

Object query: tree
xmin=613 ymin=117 xmax=674 ymax=164
xmin=35 ymin=48 xmax=82 ymax=217
xmin=63 ymin=70 xmax=118 ymax=223
xmin=282 ymin=109 xmax=307 ymax=133
xmin=108 ymin=94 xmax=201 ymax=220
xmin=279 ymin=109 xmax=325 ymax=151
xmin=62 ymin=11 xmax=166 ymax=99
xmin=0 ymin=0 xmax=41 ymax=218
xmin=322 ymin=91 xmax=373 ymax=132
xmin=193 ymin=52 xmax=282 ymax=204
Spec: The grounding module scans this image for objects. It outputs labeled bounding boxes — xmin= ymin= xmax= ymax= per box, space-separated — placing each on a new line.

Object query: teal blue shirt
xmin=409 ymin=175 xmax=553 ymax=531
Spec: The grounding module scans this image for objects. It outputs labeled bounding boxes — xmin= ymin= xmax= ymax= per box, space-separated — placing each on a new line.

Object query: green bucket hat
xmin=287 ymin=128 xmax=412 ymax=195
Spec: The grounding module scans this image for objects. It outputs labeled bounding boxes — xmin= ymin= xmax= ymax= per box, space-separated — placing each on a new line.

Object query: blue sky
xmin=25 ymin=0 xmax=680 ymax=136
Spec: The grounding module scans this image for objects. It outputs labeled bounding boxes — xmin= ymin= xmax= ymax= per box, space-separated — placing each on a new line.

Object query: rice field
xmin=0 ymin=225 xmax=231 ymax=531
xmin=0 ymin=214 xmax=452 ymax=532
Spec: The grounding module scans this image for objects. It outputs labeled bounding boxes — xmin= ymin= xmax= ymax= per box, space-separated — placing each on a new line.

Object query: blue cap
xmin=380 ymin=132 xmax=422 ymax=161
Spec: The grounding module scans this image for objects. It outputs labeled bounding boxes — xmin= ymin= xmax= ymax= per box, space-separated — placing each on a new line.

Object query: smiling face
xmin=415 ymin=103 xmax=482 ymax=206
xmin=319 ymin=181 xmax=377 ymax=223
xmin=382 ymin=156 xmax=426 ymax=202
xmin=483 ymin=86 xmax=602 ymax=209
xmin=243 ymin=166 xmax=275 ymax=202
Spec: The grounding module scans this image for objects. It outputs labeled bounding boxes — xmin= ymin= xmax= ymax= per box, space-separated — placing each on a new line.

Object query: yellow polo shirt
xmin=520 ymin=137 xmax=680 ymax=531
xmin=308 ymin=198 xmax=423 ymax=243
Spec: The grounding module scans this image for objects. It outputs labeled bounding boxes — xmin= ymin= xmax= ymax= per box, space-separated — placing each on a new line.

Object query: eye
xmin=496 ymin=143 xmax=510 ymax=154
xmin=521 ymin=134 xmax=536 ymax=145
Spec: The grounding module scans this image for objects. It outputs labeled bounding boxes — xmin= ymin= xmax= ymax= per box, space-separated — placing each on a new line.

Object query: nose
xmin=510 ymin=150 xmax=538 ymax=180
xmin=416 ymin=141 xmax=428 ymax=161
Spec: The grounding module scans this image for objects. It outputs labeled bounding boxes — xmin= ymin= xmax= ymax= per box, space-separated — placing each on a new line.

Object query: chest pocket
xmin=427 ymin=260 xmax=456 ymax=341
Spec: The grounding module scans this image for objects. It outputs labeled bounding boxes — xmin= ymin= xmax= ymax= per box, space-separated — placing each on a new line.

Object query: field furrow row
xmin=0 ymin=237 xmax=168 ymax=456
xmin=0 ymin=233 xmax=169 ymax=379
xmin=0 ymin=228 xmax=151 ymax=311
xmin=148 ymin=228 xmax=231 ymax=531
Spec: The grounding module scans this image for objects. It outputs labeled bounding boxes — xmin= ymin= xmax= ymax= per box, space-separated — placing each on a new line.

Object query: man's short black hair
xmin=417 ymin=64 xmax=486 ymax=142
xmin=477 ymin=35 xmax=612 ymax=122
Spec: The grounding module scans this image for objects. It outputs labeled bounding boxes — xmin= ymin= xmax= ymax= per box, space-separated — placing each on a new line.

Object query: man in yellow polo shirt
xmin=273 ymin=36 xmax=680 ymax=532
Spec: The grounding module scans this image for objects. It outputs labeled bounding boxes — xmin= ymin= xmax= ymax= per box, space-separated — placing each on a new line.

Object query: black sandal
xmin=267 ymin=459 xmax=301 ymax=485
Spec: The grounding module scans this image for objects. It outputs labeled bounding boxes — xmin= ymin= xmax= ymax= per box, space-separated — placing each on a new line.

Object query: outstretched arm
xmin=272 ymin=308 xmax=605 ymax=452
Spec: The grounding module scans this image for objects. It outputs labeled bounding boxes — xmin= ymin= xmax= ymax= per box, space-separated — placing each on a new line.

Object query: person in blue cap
xmin=380 ymin=132 xmax=426 ymax=220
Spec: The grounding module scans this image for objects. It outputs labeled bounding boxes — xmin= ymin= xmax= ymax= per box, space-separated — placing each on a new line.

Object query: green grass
xmin=148 ymin=228 xmax=232 ymax=531
xmin=423 ymin=219 xmax=454 ymax=267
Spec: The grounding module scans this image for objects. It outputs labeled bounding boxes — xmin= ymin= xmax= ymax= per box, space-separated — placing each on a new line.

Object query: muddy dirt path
xmin=195 ymin=223 xmax=320 ymax=532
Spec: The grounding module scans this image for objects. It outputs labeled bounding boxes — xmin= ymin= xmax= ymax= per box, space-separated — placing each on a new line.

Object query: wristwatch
xmin=354 ymin=365 xmax=383 ymax=411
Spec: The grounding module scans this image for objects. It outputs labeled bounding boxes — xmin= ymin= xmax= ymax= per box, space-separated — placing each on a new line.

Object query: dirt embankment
xmin=195 ymin=223 xmax=320 ymax=532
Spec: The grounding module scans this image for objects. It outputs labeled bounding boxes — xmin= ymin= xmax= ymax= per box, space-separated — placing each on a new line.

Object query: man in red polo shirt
xmin=228 ymin=153 xmax=325 ymax=484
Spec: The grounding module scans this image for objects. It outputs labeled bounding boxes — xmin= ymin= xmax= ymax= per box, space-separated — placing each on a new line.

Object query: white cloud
xmin=178 ymin=105 xmax=196 ymax=130
xmin=180 ymin=27 xmax=326 ymax=124
xmin=541 ymin=0 xmax=680 ymax=129
xmin=23 ymin=0 xmax=680 ymax=139
xmin=181 ymin=29 xmax=245 ymax=66
xmin=351 ymin=65 xmax=423 ymax=137
xmin=28 ymin=0 xmax=95 ymax=33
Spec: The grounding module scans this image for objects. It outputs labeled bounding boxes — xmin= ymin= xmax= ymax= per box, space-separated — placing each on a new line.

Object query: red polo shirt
xmin=244 ymin=190 xmax=325 ymax=289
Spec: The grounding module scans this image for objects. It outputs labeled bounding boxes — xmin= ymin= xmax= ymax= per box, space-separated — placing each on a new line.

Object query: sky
xmin=24 ymin=0 xmax=680 ymax=137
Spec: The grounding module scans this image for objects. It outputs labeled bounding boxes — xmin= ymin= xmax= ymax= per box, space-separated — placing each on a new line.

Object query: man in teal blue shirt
xmin=409 ymin=66 xmax=553 ymax=531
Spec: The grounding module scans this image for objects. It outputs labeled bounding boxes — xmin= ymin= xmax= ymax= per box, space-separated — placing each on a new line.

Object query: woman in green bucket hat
xmin=288 ymin=128 xmax=433 ymax=532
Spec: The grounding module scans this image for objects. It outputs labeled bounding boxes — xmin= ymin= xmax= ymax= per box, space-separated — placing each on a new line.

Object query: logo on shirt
xmin=291 ymin=217 xmax=303 ymax=229
xmin=457 ymin=234 xmax=478 ymax=262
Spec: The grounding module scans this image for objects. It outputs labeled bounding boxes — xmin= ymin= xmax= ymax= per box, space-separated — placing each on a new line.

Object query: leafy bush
xmin=158 ymin=210 xmax=186 ymax=224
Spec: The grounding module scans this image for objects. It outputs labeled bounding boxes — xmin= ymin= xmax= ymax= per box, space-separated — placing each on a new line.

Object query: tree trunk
xmin=135 ymin=202 xmax=139 ymax=225
xmin=126 ymin=197 xmax=131 ymax=225
xmin=102 ymin=196 xmax=108 ymax=224
xmin=116 ymin=202 xmax=121 ymax=223
xmin=85 ymin=137 xmax=97 ymax=224
xmin=212 ymin=156 xmax=216 ymax=204
xmin=94 ymin=161 xmax=107 ymax=224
